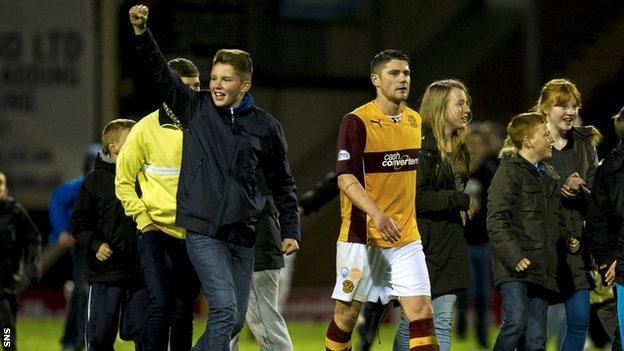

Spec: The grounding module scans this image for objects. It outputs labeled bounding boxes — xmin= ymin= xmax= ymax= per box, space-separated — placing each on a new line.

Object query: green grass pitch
xmin=14 ymin=317 xmax=604 ymax=350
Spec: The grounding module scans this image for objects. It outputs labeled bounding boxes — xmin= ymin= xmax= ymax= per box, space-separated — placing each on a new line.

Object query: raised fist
xmin=129 ymin=4 xmax=149 ymax=35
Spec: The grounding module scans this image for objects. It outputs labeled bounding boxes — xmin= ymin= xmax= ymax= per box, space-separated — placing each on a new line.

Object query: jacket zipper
xmin=230 ymin=107 xmax=235 ymax=126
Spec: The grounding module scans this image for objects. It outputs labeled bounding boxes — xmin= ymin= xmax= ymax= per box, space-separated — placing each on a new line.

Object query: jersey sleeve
xmin=336 ymin=114 xmax=366 ymax=176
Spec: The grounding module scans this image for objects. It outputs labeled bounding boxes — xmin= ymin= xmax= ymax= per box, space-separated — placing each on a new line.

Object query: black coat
xmin=586 ymin=141 xmax=624 ymax=285
xmin=133 ymin=29 xmax=300 ymax=247
xmin=546 ymin=126 xmax=599 ymax=295
xmin=0 ymin=197 xmax=41 ymax=293
xmin=71 ymin=152 xmax=142 ymax=285
xmin=254 ymin=197 xmax=285 ymax=272
xmin=487 ymin=155 xmax=570 ymax=292
xmin=417 ymin=133 xmax=471 ymax=297
xmin=298 ymin=171 xmax=339 ymax=216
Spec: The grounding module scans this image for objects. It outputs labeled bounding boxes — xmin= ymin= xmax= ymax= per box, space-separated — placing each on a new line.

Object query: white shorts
xmin=331 ymin=240 xmax=430 ymax=304
xmin=331 ymin=242 xmax=373 ymax=303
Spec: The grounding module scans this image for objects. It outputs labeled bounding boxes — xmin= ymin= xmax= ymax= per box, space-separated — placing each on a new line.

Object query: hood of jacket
xmin=571 ymin=125 xmax=602 ymax=147
xmin=0 ymin=196 xmax=15 ymax=213
xmin=603 ymin=140 xmax=624 ymax=174
xmin=94 ymin=149 xmax=116 ymax=172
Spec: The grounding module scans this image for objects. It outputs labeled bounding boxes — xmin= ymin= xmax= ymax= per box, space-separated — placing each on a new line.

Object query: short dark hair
xmin=168 ymin=58 xmax=199 ymax=77
xmin=371 ymin=49 xmax=410 ymax=74
xmin=213 ymin=49 xmax=253 ymax=81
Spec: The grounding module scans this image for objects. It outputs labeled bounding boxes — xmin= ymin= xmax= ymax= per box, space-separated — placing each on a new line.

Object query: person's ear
xmin=371 ymin=73 xmax=380 ymax=88
xmin=241 ymin=80 xmax=251 ymax=93
xmin=522 ymin=136 xmax=532 ymax=149
xmin=108 ymin=142 xmax=117 ymax=155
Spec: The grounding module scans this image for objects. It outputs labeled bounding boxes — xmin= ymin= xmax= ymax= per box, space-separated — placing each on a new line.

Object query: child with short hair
xmin=0 ymin=171 xmax=41 ymax=351
xmin=487 ymin=112 xmax=577 ymax=350
xmin=71 ymin=118 xmax=146 ymax=350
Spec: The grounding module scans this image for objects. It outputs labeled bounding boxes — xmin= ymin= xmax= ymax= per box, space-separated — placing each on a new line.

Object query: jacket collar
xmin=94 ymin=149 xmax=116 ymax=172
xmin=603 ymin=140 xmax=624 ymax=174
xmin=0 ymin=196 xmax=15 ymax=212
xmin=422 ymin=131 xmax=438 ymax=152
xmin=503 ymin=154 xmax=556 ymax=180
xmin=217 ymin=93 xmax=254 ymax=117
xmin=158 ymin=103 xmax=181 ymax=126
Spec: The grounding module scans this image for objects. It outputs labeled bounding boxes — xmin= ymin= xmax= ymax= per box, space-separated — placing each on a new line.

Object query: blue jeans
xmin=617 ymin=284 xmax=624 ymax=350
xmin=393 ymin=294 xmax=457 ymax=351
xmin=494 ymin=282 xmax=548 ymax=351
xmin=613 ymin=285 xmax=623 ymax=351
xmin=138 ymin=231 xmax=200 ymax=351
xmin=61 ymin=247 xmax=89 ymax=351
xmin=560 ymin=289 xmax=590 ymax=351
xmin=186 ymin=232 xmax=254 ymax=351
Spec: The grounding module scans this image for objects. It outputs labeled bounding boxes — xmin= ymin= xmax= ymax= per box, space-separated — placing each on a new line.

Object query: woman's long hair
xmin=419 ymin=79 xmax=471 ymax=178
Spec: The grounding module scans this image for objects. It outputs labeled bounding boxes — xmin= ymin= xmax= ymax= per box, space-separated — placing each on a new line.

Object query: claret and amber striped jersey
xmin=335 ymin=101 xmax=421 ymax=248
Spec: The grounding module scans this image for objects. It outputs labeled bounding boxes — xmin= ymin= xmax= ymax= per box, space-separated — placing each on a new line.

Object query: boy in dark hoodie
xmin=0 ymin=171 xmax=41 ymax=351
xmin=71 ymin=119 xmax=146 ymax=350
xmin=487 ymin=112 xmax=577 ymax=350
xmin=586 ymin=106 xmax=624 ymax=348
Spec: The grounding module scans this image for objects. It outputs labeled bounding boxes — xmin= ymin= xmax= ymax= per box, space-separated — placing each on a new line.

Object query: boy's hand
xmin=282 ymin=238 xmax=299 ymax=255
xmin=515 ymin=257 xmax=531 ymax=272
xmin=96 ymin=243 xmax=113 ymax=262
xmin=129 ymin=5 xmax=149 ymax=35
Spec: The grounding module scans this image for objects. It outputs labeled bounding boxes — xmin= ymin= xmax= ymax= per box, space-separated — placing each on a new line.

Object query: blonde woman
xmin=394 ymin=79 xmax=475 ymax=351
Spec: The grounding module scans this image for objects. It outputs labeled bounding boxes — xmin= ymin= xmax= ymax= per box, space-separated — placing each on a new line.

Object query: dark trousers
xmin=138 ymin=231 xmax=201 ymax=351
xmin=0 ymin=293 xmax=17 ymax=351
xmin=62 ymin=247 xmax=89 ymax=351
xmin=456 ymin=243 xmax=493 ymax=347
xmin=86 ymin=283 xmax=147 ymax=351
xmin=356 ymin=301 xmax=386 ymax=351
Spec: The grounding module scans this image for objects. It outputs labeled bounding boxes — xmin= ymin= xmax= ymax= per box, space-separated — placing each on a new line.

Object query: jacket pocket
xmin=520 ymin=184 xmax=545 ymax=213
xmin=183 ymin=158 xmax=204 ymax=194
xmin=521 ymin=242 xmax=545 ymax=276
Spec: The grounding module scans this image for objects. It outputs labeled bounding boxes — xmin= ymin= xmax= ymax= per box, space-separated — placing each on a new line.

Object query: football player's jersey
xmin=336 ymin=101 xmax=421 ymax=248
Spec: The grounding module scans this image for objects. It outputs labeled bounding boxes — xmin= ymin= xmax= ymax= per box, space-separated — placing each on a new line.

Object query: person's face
xmin=371 ymin=59 xmax=410 ymax=104
xmin=465 ymin=132 xmax=487 ymax=160
xmin=527 ymin=123 xmax=554 ymax=161
xmin=181 ymin=76 xmax=201 ymax=91
xmin=209 ymin=63 xmax=251 ymax=107
xmin=445 ymin=87 xmax=471 ymax=132
xmin=0 ymin=173 xmax=7 ymax=200
xmin=547 ymin=97 xmax=579 ymax=133
xmin=109 ymin=129 xmax=131 ymax=159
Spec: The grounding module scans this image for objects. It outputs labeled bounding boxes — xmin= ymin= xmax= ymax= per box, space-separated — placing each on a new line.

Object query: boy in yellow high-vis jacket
xmin=115 ymin=58 xmax=201 ymax=351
